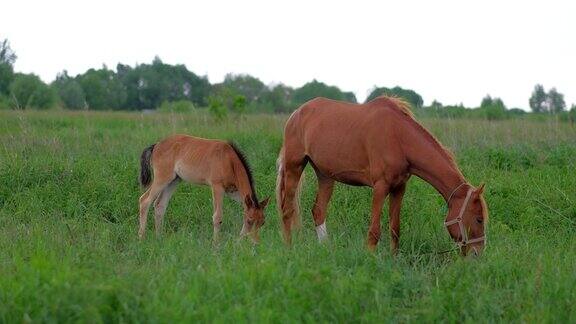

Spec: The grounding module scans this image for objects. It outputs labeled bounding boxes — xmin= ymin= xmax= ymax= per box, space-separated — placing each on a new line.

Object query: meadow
xmin=0 ymin=109 xmax=575 ymax=323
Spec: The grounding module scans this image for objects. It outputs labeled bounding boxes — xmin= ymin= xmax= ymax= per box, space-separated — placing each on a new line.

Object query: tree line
xmin=1 ymin=38 xmax=574 ymax=121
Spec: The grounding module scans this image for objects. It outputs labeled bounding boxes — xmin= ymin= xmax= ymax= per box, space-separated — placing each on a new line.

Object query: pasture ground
xmin=0 ymin=110 xmax=575 ymax=322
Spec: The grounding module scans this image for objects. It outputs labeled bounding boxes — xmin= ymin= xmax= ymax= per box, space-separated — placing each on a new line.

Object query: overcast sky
xmin=2 ymin=0 xmax=575 ymax=108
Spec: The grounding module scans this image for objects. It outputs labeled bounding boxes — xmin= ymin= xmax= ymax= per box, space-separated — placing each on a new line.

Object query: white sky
xmin=2 ymin=0 xmax=575 ymax=109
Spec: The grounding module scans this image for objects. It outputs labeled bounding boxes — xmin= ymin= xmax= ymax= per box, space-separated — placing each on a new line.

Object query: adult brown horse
xmin=276 ymin=96 xmax=488 ymax=255
xmin=138 ymin=135 xmax=270 ymax=242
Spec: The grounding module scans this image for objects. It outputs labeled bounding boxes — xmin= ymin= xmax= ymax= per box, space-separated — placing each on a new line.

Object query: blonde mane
xmin=372 ymin=95 xmax=462 ymax=176
xmin=370 ymin=95 xmax=414 ymax=118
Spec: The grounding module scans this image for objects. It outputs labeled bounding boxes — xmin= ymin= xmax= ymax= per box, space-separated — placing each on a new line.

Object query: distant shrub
xmin=52 ymin=75 xmax=86 ymax=110
xmin=208 ymin=95 xmax=227 ymax=122
xmin=0 ymin=95 xmax=10 ymax=110
xmin=9 ymin=73 xmax=57 ymax=109
xmin=417 ymin=105 xmax=468 ymax=119
xmin=508 ymin=108 xmax=527 ymax=116
xmin=158 ymin=100 xmax=195 ymax=113
xmin=231 ymin=95 xmax=247 ymax=115
xmin=483 ymin=105 xmax=507 ymax=120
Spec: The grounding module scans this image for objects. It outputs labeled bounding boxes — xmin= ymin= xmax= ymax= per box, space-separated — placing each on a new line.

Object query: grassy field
xmin=0 ymin=110 xmax=575 ymax=323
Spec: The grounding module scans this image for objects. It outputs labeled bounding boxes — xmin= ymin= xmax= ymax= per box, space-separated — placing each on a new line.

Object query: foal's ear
xmin=245 ymin=196 xmax=254 ymax=208
xmin=259 ymin=196 xmax=271 ymax=209
xmin=476 ymin=183 xmax=486 ymax=195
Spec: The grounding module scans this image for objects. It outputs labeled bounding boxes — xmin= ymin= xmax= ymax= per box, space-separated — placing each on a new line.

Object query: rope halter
xmin=444 ymin=184 xmax=485 ymax=247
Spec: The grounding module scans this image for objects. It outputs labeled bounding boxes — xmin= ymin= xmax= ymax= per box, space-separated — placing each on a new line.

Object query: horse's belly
xmin=331 ymin=171 xmax=369 ymax=186
xmin=174 ymin=162 xmax=208 ymax=185
xmin=311 ymin=159 xmax=370 ymax=186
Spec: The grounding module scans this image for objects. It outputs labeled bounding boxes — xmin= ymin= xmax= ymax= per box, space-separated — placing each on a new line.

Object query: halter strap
xmin=446 ymin=182 xmax=467 ymax=205
xmin=444 ymin=187 xmax=485 ymax=247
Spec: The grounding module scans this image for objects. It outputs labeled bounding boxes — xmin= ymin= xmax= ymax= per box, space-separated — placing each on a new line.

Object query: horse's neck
xmin=403 ymin=123 xmax=466 ymax=201
xmin=231 ymin=158 xmax=255 ymax=208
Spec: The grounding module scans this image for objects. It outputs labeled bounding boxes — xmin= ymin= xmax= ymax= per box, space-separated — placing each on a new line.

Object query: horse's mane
xmin=372 ymin=95 xmax=460 ymax=172
xmin=370 ymin=95 xmax=414 ymax=118
xmin=228 ymin=141 xmax=259 ymax=207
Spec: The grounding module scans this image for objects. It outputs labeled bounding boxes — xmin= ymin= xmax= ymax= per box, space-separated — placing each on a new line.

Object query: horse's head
xmin=241 ymin=196 xmax=270 ymax=243
xmin=445 ymin=183 xmax=488 ymax=256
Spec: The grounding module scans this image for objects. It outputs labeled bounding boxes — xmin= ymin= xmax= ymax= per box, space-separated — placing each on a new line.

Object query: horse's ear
xmin=260 ymin=196 xmax=271 ymax=209
xmin=476 ymin=183 xmax=485 ymax=195
xmin=245 ymin=196 xmax=254 ymax=208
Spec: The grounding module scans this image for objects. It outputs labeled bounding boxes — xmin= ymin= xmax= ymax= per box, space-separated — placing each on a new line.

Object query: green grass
xmin=0 ymin=110 xmax=575 ymax=323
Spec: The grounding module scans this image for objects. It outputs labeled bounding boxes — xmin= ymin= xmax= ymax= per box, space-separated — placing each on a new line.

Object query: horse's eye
xmin=247 ymin=219 xmax=254 ymax=226
xmin=476 ymin=217 xmax=483 ymax=224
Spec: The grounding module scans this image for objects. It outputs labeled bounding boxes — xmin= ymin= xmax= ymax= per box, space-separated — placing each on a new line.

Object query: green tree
xmin=547 ymin=88 xmax=565 ymax=114
xmin=292 ymin=80 xmax=356 ymax=106
xmin=430 ymin=99 xmax=443 ymax=109
xmin=529 ymin=84 xmax=547 ymax=113
xmin=480 ymin=95 xmax=493 ymax=108
xmin=78 ymin=66 xmax=126 ymax=110
xmin=9 ymin=73 xmax=56 ymax=109
xmin=365 ymin=86 xmax=423 ymax=108
xmin=222 ymin=74 xmax=266 ymax=104
xmin=52 ymin=71 xmax=86 ymax=110
xmin=116 ymin=57 xmax=210 ymax=110
xmin=0 ymin=39 xmax=17 ymax=95
xmin=569 ymin=104 xmax=576 ymax=125
xmin=259 ymin=83 xmax=294 ymax=112
xmin=480 ymin=95 xmax=507 ymax=120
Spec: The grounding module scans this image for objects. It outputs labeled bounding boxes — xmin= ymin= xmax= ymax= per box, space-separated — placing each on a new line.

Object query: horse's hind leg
xmin=388 ymin=183 xmax=406 ymax=254
xmin=312 ymin=172 xmax=334 ymax=242
xmin=279 ymin=156 xmax=306 ymax=244
xmin=138 ymin=174 xmax=174 ymax=239
xmin=154 ymin=177 xmax=180 ymax=237
xmin=367 ymin=181 xmax=390 ymax=251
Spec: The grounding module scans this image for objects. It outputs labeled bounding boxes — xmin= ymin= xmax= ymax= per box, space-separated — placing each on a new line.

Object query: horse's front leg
xmin=367 ymin=181 xmax=390 ymax=251
xmin=388 ymin=183 xmax=406 ymax=254
xmin=211 ymin=184 xmax=225 ymax=243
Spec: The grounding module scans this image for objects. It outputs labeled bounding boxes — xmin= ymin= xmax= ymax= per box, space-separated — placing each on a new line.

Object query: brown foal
xmin=138 ymin=135 xmax=269 ymax=242
xmin=276 ymin=96 xmax=488 ymax=255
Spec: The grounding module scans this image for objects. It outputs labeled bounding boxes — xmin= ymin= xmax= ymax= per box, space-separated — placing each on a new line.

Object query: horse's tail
xmin=139 ymin=144 xmax=156 ymax=188
xmin=276 ymin=146 xmax=304 ymax=233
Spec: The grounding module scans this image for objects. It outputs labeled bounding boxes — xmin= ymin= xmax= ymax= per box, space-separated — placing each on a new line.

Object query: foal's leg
xmin=138 ymin=169 xmax=176 ymax=239
xmin=211 ymin=184 xmax=225 ymax=242
xmin=367 ymin=181 xmax=390 ymax=251
xmin=153 ymin=178 xmax=180 ymax=237
xmin=312 ymin=174 xmax=335 ymax=242
xmin=388 ymin=183 xmax=406 ymax=254
xmin=139 ymin=180 xmax=169 ymax=239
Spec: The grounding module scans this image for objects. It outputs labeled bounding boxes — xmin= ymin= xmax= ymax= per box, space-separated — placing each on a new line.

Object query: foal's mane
xmin=228 ymin=142 xmax=259 ymax=207
xmin=374 ymin=96 xmax=461 ymax=171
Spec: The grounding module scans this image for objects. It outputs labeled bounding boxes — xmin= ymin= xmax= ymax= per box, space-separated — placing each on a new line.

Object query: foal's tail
xmin=276 ymin=146 xmax=304 ymax=230
xmin=139 ymin=144 xmax=156 ymax=188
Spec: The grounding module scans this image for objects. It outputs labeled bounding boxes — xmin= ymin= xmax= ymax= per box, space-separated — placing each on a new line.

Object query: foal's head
xmin=445 ymin=184 xmax=488 ymax=256
xmin=241 ymin=196 xmax=270 ymax=243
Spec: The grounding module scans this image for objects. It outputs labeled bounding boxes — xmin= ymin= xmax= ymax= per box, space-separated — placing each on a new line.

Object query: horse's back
xmin=286 ymin=97 xmax=397 ymax=151
xmin=153 ymin=134 xmax=232 ymax=185
xmin=283 ymin=97 xmax=407 ymax=186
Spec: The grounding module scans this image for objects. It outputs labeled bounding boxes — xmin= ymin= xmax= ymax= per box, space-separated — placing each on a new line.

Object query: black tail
xmin=139 ymin=144 xmax=156 ymax=188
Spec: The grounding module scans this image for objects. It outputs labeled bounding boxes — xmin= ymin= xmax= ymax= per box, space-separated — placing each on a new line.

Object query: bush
xmin=208 ymin=95 xmax=227 ymax=122
xmin=158 ymin=100 xmax=195 ymax=113
xmin=52 ymin=75 xmax=86 ymax=110
xmin=9 ymin=73 xmax=56 ymax=109
xmin=0 ymin=95 xmax=10 ymax=110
